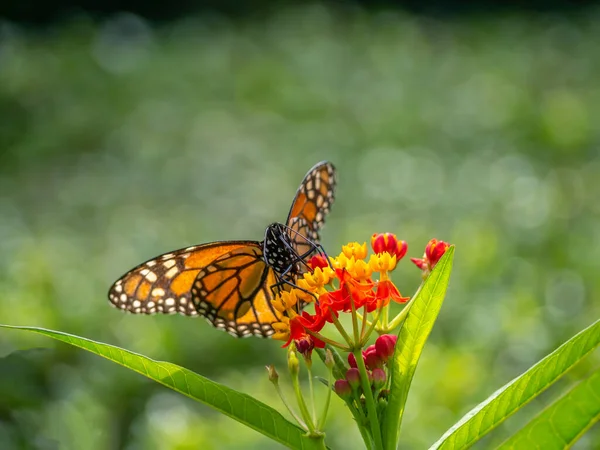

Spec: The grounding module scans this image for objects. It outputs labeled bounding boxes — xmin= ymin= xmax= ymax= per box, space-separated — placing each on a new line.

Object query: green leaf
xmin=497 ymin=368 xmax=600 ymax=450
xmin=383 ymin=246 xmax=455 ymax=450
xmin=0 ymin=325 xmax=322 ymax=450
xmin=429 ymin=318 xmax=600 ymax=450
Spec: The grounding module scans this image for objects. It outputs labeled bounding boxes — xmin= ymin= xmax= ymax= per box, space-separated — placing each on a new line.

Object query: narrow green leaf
xmin=429 ymin=318 xmax=600 ymax=450
xmin=0 ymin=325 xmax=321 ymax=450
xmin=383 ymin=246 xmax=455 ymax=450
xmin=497 ymin=368 xmax=600 ymax=450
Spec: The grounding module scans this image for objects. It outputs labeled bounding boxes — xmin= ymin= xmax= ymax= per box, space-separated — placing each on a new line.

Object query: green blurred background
xmin=2 ymin=3 xmax=600 ymax=449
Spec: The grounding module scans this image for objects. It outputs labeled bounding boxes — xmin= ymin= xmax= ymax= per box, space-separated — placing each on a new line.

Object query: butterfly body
xmin=108 ymin=161 xmax=336 ymax=338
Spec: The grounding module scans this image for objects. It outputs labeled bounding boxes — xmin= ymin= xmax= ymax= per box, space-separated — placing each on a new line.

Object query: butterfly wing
xmin=192 ymin=244 xmax=283 ymax=337
xmin=108 ymin=241 xmax=283 ymax=337
xmin=286 ymin=161 xmax=336 ymax=242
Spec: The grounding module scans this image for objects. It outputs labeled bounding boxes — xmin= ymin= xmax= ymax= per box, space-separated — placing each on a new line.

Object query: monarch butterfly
xmin=108 ymin=161 xmax=336 ymax=338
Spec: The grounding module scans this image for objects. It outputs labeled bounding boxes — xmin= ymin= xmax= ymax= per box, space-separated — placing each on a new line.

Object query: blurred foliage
xmin=1 ymin=4 xmax=600 ymax=449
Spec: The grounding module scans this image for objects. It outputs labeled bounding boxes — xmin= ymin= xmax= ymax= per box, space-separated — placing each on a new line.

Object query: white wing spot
xmin=119 ymin=294 xmax=127 ymax=303
xmin=132 ymin=300 xmax=141 ymax=308
xmin=163 ymin=259 xmax=176 ymax=269
xmin=165 ymin=298 xmax=176 ymax=307
xmin=164 ymin=266 xmax=179 ymax=279
xmin=152 ymin=288 xmax=165 ymax=297
xmin=145 ymin=271 xmax=158 ymax=283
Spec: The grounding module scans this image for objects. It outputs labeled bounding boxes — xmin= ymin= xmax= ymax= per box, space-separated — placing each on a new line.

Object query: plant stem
xmin=308 ymin=364 xmax=317 ymax=422
xmin=317 ymin=364 xmax=333 ymax=429
xmin=350 ymin=290 xmax=360 ymax=345
xmin=360 ymin=305 xmax=369 ymax=341
xmin=329 ymin=308 xmax=354 ymax=346
xmin=361 ymin=305 xmax=383 ymax=347
xmin=307 ymin=329 xmax=350 ymax=351
xmin=291 ymin=366 xmax=317 ymax=433
xmin=273 ymin=382 xmax=307 ymax=430
xmin=352 ymin=410 xmax=375 ymax=450
xmin=353 ymin=349 xmax=384 ymax=450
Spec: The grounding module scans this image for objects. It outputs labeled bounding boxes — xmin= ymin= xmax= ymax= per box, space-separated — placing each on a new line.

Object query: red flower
xmin=371 ymin=233 xmax=408 ymax=260
xmin=283 ymin=315 xmax=325 ymax=352
xmin=375 ymin=280 xmax=409 ymax=306
xmin=297 ymin=310 xmax=327 ymax=333
xmin=411 ymin=239 xmax=450 ymax=273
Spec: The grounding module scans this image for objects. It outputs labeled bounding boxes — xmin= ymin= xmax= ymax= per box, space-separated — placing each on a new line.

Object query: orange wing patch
xmin=108 ymin=241 xmax=258 ymax=317
xmin=192 ymin=245 xmax=283 ymax=337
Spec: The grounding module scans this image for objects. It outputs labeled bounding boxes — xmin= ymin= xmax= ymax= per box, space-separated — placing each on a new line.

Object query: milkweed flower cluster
xmin=267 ymin=234 xmax=450 ymax=442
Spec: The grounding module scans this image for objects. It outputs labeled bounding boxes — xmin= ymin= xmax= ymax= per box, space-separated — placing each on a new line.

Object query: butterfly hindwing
xmin=191 ymin=244 xmax=283 ymax=337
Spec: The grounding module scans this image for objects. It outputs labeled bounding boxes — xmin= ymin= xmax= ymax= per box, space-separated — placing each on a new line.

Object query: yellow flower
xmin=272 ymin=290 xmax=299 ymax=313
xmin=369 ymin=252 xmax=397 ymax=273
xmin=342 ymin=241 xmax=368 ymax=260
xmin=272 ymin=317 xmax=290 ymax=341
xmin=349 ymin=258 xmax=372 ymax=281
xmin=293 ymin=281 xmax=317 ymax=303
xmin=303 ymin=266 xmax=335 ymax=288
xmin=332 ymin=252 xmax=354 ymax=270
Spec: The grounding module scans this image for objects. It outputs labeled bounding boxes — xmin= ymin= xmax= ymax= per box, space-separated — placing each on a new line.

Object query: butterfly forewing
xmin=286 ymin=161 xmax=336 ymax=240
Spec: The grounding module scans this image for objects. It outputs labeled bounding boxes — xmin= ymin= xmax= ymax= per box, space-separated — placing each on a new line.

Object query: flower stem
xmin=317 ymin=362 xmax=333 ymax=429
xmin=308 ymin=364 xmax=317 ymax=423
xmin=351 ymin=408 xmax=374 ymax=450
xmin=329 ymin=308 xmax=354 ymax=347
xmin=306 ymin=329 xmax=350 ymax=351
xmin=360 ymin=305 xmax=368 ymax=341
xmin=273 ymin=381 xmax=307 ymax=430
xmin=350 ymin=290 xmax=360 ymax=345
xmin=361 ymin=305 xmax=383 ymax=347
xmin=353 ymin=349 xmax=384 ymax=450
xmin=290 ymin=365 xmax=317 ymax=434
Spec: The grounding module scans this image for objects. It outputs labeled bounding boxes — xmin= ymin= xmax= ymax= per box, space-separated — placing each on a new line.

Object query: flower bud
xmin=411 ymin=239 xmax=450 ymax=276
xmin=266 ymin=365 xmax=279 ymax=384
xmin=364 ymin=345 xmax=383 ymax=370
xmin=375 ymin=334 xmax=397 ymax=362
xmin=345 ymin=368 xmax=361 ymax=390
xmin=334 ymin=379 xmax=352 ymax=399
xmin=372 ymin=368 xmax=386 ymax=389
xmin=427 ymin=239 xmax=449 ymax=266
xmin=308 ymin=254 xmax=329 ymax=270
xmin=348 ymin=352 xmax=366 ymax=369
xmin=288 ymin=349 xmax=300 ymax=376
xmin=295 ymin=336 xmax=315 ymax=358
xmin=319 ymin=350 xmax=332 ymax=370
xmin=371 ymin=233 xmax=407 ymax=260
